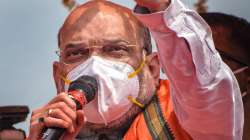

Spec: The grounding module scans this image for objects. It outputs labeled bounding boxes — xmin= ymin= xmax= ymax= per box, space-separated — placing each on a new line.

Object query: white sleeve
xmin=134 ymin=0 xmax=244 ymax=139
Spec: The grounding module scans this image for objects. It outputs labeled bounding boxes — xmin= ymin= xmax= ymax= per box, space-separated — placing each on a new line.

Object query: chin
xmin=93 ymin=105 xmax=139 ymax=129
xmin=78 ymin=105 xmax=141 ymax=137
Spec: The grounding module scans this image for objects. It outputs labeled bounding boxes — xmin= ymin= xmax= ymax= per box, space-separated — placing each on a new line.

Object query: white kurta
xmin=135 ymin=0 xmax=244 ymax=139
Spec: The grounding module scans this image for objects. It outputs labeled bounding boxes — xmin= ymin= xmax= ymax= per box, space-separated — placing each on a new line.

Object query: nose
xmin=88 ymin=46 xmax=102 ymax=58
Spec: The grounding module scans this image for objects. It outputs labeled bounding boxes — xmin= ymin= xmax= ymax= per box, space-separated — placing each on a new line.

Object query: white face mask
xmin=65 ymin=56 xmax=140 ymax=125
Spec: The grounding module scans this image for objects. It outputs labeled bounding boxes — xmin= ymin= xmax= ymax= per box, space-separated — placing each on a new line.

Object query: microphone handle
xmin=42 ymin=127 xmax=65 ymax=140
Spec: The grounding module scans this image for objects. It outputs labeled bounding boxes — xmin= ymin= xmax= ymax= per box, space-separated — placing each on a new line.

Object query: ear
xmin=146 ymin=52 xmax=160 ymax=86
xmin=53 ymin=61 xmax=65 ymax=94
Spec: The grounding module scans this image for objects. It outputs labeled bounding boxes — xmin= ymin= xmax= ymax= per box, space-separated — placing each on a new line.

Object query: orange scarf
xmin=124 ymin=80 xmax=192 ymax=140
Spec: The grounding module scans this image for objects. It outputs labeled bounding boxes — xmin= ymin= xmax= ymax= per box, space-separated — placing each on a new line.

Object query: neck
xmin=76 ymin=127 xmax=126 ymax=140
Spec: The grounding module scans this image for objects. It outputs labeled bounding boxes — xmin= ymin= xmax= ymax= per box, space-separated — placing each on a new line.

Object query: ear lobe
xmin=146 ymin=52 xmax=160 ymax=85
xmin=53 ymin=61 xmax=64 ymax=94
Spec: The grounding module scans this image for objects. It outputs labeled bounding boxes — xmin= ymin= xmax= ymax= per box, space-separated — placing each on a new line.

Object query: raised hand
xmin=134 ymin=0 xmax=170 ymax=12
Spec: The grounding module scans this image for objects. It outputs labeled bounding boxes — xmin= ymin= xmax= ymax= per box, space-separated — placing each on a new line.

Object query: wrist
xmin=149 ymin=0 xmax=171 ymax=12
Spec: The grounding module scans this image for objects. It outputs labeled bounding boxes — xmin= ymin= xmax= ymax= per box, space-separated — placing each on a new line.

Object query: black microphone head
xmin=68 ymin=75 xmax=97 ymax=103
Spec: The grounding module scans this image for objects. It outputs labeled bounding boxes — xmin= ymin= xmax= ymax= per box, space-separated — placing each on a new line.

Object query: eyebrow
xmin=64 ymin=42 xmax=88 ymax=50
xmin=102 ymin=39 xmax=130 ymax=44
xmin=64 ymin=39 xmax=132 ymax=49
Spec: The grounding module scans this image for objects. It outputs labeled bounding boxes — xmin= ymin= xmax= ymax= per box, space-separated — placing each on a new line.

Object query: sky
xmin=0 ymin=0 xmax=249 ymax=134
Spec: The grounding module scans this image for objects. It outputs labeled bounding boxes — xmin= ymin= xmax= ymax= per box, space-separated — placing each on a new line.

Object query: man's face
xmin=53 ymin=1 xmax=160 ymax=132
xmin=59 ymin=2 xmax=143 ymax=75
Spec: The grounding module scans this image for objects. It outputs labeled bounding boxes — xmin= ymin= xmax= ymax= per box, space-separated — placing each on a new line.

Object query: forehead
xmin=59 ymin=2 xmax=139 ymax=48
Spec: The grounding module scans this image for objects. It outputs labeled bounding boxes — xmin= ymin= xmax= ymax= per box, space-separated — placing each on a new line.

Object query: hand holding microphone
xmin=27 ymin=76 xmax=97 ymax=140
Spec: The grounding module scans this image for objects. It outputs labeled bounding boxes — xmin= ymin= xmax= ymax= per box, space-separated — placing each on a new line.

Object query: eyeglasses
xmin=55 ymin=40 xmax=139 ymax=64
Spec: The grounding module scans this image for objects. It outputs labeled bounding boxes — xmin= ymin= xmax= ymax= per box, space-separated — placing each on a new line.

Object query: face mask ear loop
xmin=59 ymin=74 xmax=72 ymax=85
xmin=128 ymin=61 xmax=145 ymax=79
xmin=127 ymin=95 xmax=145 ymax=108
xmin=128 ymin=51 xmax=147 ymax=79
xmin=127 ymin=50 xmax=147 ymax=109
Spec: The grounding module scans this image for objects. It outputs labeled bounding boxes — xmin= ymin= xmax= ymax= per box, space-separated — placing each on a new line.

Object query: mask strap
xmin=59 ymin=74 xmax=72 ymax=85
xmin=128 ymin=61 xmax=146 ymax=79
xmin=61 ymin=74 xmax=146 ymax=108
xmin=127 ymin=52 xmax=146 ymax=108
xmin=128 ymin=52 xmax=147 ymax=79
xmin=128 ymin=95 xmax=145 ymax=108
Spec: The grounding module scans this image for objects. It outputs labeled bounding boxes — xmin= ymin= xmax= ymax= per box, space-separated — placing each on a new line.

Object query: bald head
xmin=58 ymin=0 xmax=152 ymax=54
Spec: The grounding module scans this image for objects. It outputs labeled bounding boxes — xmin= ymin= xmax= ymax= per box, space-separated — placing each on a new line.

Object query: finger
xmin=57 ymin=110 xmax=85 ymax=140
xmin=31 ymin=107 xmax=43 ymax=116
xmin=30 ymin=110 xmax=47 ymax=126
xmin=30 ymin=110 xmax=75 ymax=138
xmin=48 ymin=92 xmax=76 ymax=110
xmin=49 ymin=108 xmax=75 ymax=133
xmin=31 ymin=101 xmax=77 ymax=124
xmin=76 ymin=110 xmax=85 ymax=128
xmin=30 ymin=107 xmax=46 ymax=122
xmin=49 ymin=101 xmax=77 ymax=122
xmin=72 ymin=110 xmax=85 ymax=137
xmin=43 ymin=116 xmax=71 ymax=130
xmin=29 ymin=119 xmax=45 ymax=140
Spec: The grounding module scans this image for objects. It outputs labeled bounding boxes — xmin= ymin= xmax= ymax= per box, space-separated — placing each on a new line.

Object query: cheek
xmin=139 ymin=67 xmax=155 ymax=89
xmin=57 ymin=63 xmax=79 ymax=91
xmin=117 ymin=58 xmax=140 ymax=71
xmin=126 ymin=54 xmax=145 ymax=71
xmin=61 ymin=63 xmax=81 ymax=77
xmin=137 ymin=67 xmax=156 ymax=103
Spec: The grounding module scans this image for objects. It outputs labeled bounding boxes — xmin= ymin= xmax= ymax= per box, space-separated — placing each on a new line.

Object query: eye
xmin=64 ymin=48 xmax=89 ymax=63
xmin=103 ymin=44 xmax=129 ymax=53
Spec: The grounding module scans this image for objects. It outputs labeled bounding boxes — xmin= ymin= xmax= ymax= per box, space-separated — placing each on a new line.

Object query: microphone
xmin=42 ymin=75 xmax=97 ymax=140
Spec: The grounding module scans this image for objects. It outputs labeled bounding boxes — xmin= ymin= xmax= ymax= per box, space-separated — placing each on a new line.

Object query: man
xmin=27 ymin=0 xmax=244 ymax=139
